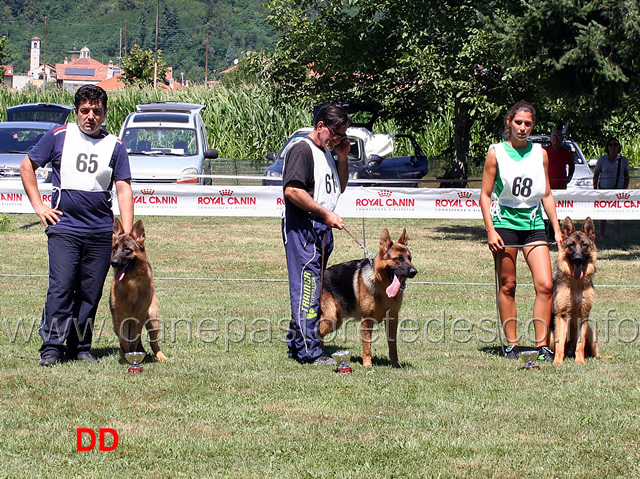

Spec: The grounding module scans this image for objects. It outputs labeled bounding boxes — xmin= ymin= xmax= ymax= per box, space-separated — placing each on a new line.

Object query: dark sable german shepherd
xmin=110 ymin=218 xmax=167 ymax=362
xmin=318 ymin=228 xmax=417 ymax=368
xmin=549 ymin=217 xmax=599 ymax=365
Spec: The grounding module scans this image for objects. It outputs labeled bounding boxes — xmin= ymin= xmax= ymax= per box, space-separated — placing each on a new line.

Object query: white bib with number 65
xmin=60 ymin=123 xmax=117 ymax=192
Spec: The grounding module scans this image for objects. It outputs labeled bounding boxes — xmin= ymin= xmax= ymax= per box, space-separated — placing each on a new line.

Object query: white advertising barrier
xmin=1 ymin=181 xmax=639 ymax=219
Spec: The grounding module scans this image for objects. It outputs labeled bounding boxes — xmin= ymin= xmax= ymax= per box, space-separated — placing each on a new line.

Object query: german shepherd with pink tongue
xmin=549 ymin=217 xmax=600 ymax=365
xmin=319 ymin=228 xmax=417 ymax=368
xmin=110 ymin=218 xmax=167 ymax=362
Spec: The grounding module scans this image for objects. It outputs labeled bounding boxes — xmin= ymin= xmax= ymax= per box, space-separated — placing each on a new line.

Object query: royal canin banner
xmin=0 ymin=181 xmax=638 ymax=219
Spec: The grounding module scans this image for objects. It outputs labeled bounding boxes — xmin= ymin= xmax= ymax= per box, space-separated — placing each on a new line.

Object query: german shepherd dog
xmin=110 ymin=218 xmax=167 ymax=362
xmin=549 ymin=217 xmax=599 ymax=365
xmin=318 ymin=228 xmax=417 ymax=368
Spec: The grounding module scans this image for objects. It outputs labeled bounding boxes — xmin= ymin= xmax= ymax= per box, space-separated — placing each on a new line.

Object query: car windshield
xmin=122 ymin=127 xmax=198 ymax=155
xmin=0 ymin=126 xmax=50 ymax=153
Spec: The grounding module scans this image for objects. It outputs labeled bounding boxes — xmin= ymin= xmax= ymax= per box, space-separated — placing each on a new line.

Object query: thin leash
xmin=342 ymin=225 xmax=376 ymax=263
xmin=320 ymin=225 xmax=374 ymax=300
xmin=320 ymin=231 xmax=326 ymax=298
xmin=493 ymin=241 xmax=556 ymax=357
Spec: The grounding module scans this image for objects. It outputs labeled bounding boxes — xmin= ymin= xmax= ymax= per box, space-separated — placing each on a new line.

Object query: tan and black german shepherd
xmin=549 ymin=216 xmax=600 ymax=365
xmin=318 ymin=228 xmax=417 ymax=368
xmin=110 ymin=218 xmax=167 ymax=362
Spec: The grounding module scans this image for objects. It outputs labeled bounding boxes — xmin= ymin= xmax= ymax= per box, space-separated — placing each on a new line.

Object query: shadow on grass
xmin=90 ymin=346 xmax=165 ymax=364
xmin=434 ymin=225 xmax=486 ymax=243
xmin=436 ymin=220 xmax=640 ymax=261
xmin=588 ymin=220 xmax=640 ymax=254
xmin=323 ymin=345 xmax=410 ymax=368
xmin=350 ymin=354 xmax=410 ymax=369
xmin=91 ymin=346 xmax=121 ymax=360
xmin=480 ymin=345 xmax=505 ymax=358
xmin=19 ymin=221 xmax=41 ymax=230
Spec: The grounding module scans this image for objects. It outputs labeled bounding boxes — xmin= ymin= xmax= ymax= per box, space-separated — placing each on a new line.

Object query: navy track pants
xmin=39 ymin=229 xmax=112 ymax=359
xmin=282 ymin=214 xmax=333 ymax=363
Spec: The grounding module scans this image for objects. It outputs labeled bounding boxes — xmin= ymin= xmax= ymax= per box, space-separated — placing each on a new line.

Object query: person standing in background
xmin=544 ymin=130 xmax=575 ymax=189
xmin=593 ymin=137 xmax=629 ymax=240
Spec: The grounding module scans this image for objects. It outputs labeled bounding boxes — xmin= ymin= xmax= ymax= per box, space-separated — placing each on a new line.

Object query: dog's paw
xmin=553 ymin=358 xmax=564 ymax=366
xmin=155 ymin=351 xmax=168 ymax=361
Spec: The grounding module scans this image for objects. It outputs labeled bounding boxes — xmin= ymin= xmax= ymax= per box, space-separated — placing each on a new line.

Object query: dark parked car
xmin=0 ymin=103 xmax=74 ymax=181
xmin=263 ymin=126 xmax=429 ymax=187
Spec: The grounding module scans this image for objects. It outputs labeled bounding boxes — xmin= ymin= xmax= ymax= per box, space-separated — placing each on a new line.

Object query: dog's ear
xmin=379 ymin=228 xmax=392 ymax=255
xmin=113 ymin=217 xmax=124 ymax=239
xmin=131 ymin=219 xmax=146 ymax=245
xmin=397 ymin=228 xmax=408 ymax=246
xmin=582 ymin=217 xmax=596 ymax=241
xmin=562 ymin=217 xmax=575 ymax=237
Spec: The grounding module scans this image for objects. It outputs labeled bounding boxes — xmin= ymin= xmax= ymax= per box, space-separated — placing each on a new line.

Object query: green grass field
xmin=1 ymin=215 xmax=640 ymax=478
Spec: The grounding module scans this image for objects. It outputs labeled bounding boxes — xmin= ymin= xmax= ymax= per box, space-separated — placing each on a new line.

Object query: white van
xmin=119 ymin=102 xmax=218 ymax=184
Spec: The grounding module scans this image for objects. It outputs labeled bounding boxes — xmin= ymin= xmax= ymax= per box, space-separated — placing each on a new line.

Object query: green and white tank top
xmin=491 ymin=141 xmax=546 ymax=231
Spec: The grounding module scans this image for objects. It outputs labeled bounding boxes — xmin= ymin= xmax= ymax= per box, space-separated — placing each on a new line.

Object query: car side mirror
xmin=266 ymin=152 xmax=276 ymax=161
xmin=204 ymin=148 xmax=218 ymax=159
xmin=588 ymin=159 xmax=597 ymax=168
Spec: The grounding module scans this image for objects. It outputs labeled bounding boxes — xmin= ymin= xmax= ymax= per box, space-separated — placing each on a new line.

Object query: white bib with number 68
xmin=60 ymin=123 xmax=117 ymax=192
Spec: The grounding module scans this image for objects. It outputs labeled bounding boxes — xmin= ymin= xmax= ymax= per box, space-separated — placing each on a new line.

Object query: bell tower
xmin=30 ymin=37 xmax=41 ymax=75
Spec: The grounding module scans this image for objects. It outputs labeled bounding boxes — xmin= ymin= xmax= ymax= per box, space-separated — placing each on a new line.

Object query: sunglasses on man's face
xmin=325 ymin=124 xmax=348 ymax=141
xmin=608 ymin=143 xmax=620 ymax=148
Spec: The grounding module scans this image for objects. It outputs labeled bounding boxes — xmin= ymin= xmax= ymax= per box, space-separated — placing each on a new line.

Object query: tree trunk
xmin=439 ymin=97 xmax=472 ymax=188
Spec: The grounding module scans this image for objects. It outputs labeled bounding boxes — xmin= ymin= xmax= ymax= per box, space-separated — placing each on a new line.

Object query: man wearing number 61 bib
xmin=480 ymin=101 xmax=562 ymax=363
xmin=20 ymin=85 xmax=133 ymax=367
xmin=282 ymin=104 xmax=351 ymax=365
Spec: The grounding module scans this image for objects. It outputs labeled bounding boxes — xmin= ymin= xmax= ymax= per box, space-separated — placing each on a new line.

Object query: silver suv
xmin=119 ymin=102 xmax=218 ymax=184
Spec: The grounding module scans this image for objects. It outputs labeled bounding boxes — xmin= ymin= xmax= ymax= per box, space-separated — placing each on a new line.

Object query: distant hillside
xmin=0 ymin=0 xmax=275 ymax=83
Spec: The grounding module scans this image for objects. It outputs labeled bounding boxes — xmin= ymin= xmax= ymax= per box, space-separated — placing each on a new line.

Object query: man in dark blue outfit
xmin=20 ymin=85 xmax=134 ymax=367
xmin=282 ymin=104 xmax=351 ymax=365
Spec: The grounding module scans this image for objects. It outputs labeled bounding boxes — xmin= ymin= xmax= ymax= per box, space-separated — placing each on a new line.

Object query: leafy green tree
xmin=260 ymin=0 xmax=519 ymax=183
xmin=0 ymin=35 xmax=7 ymax=63
xmin=0 ymin=36 xmax=6 ymax=80
xmin=488 ymin=0 xmax=640 ymax=141
xmin=161 ymin=3 xmax=180 ymax=52
xmin=260 ymin=0 xmax=640 ymax=181
xmin=121 ymin=44 xmax=168 ymax=86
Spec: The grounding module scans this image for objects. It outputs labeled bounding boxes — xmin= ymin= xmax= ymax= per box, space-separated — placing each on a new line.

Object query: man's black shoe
xmin=39 ymin=355 xmax=59 ymax=367
xmin=310 ymin=353 xmax=337 ymax=366
xmin=76 ymin=352 xmax=100 ymax=364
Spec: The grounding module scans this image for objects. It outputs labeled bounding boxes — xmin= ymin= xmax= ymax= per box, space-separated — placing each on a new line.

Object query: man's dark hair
xmin=313 ymin=104 xmax=351 ymax=129
xmin=75 ymin=85 xmax=108 ymax=110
